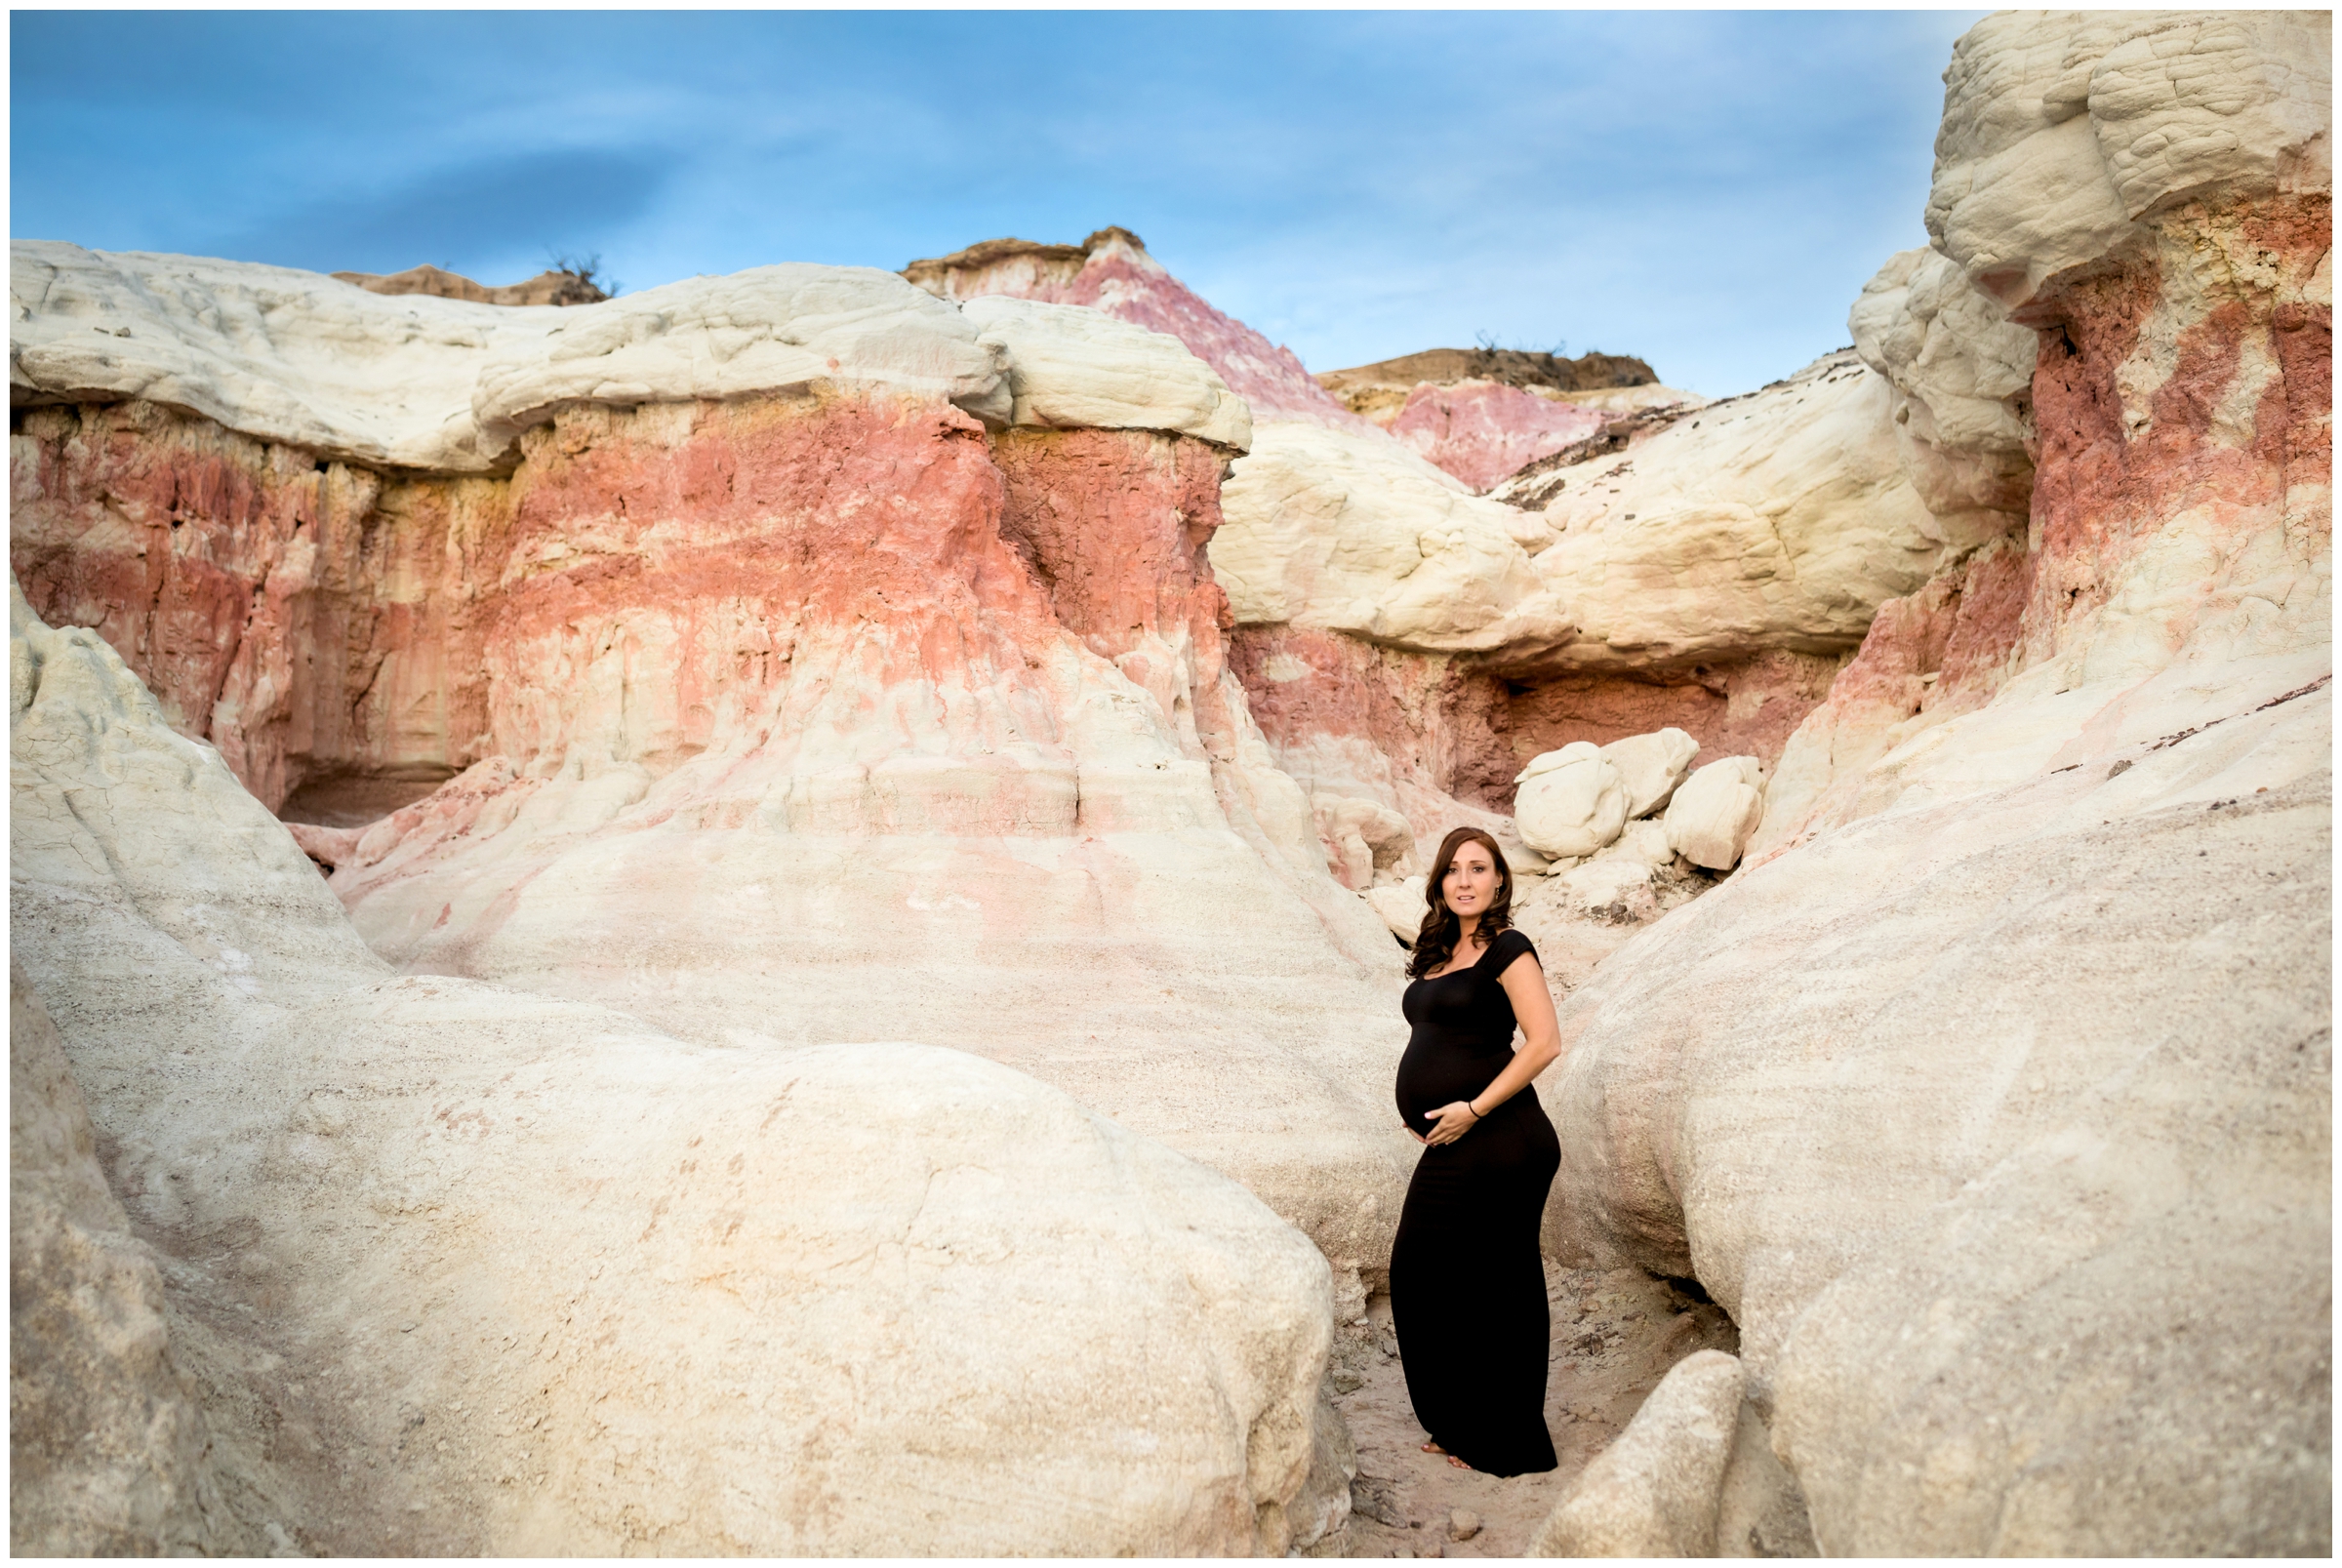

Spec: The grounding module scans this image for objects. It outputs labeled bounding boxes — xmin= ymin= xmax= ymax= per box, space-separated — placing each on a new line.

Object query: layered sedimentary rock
xmin=11 ymin=242 xmax=1414 ymax=1283
xmin=11 ymin=581 xmax=1346 ymax=1556
xmin=1545 ymin=10 xmax=2331 ymax=1554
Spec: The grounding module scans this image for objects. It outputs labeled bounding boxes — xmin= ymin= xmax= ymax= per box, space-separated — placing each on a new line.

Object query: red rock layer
xmin=11 ymin=394 xmax=1262 ymax=842
xmin=2020 ymin=193 xmax=2332 ymax=661
xmin=1760 ymin=192 xmax=2329 ymax=855
xmin=1229 ymin=623 xmax=1836 ymax=822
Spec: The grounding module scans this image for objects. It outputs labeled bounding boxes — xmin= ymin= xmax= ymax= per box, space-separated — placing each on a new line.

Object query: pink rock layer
xmin=1761 ymin=191 xmax=2331 ymax=853
xmin=10 ymin=394 xmax=1256 ymax=829
xmin=1385 ymin=382 xmax=1608 ymax=492
xmin=907 ymin=230 xmax=1373 ymax=431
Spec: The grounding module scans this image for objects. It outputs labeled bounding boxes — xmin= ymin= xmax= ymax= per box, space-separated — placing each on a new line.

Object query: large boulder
xmin=1598 ymin=728 xmax=1701 ymax=820
xmin=9 ymin=581 xmax=1347 ymax=1555
xmin=1514 ymin=743 xmax=1630 ymax=861
xmin=1663 ymin=757 xmax=1765 ymax=871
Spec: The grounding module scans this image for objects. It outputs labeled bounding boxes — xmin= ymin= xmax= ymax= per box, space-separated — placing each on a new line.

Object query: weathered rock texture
xmin=1544 ymin=10 xmax=2331 ymax=1554
xmin=1758 ymin=8 xmax=2331 ymax=855
xmin=10 ymin=581 xmax=1346 ymax=1556
xmin=1529 ymin=1349 xmax=1744 ymax=1557
xmin=10 ymin=962 xmax=260 ymax=1556
xmin=10 ymin=242 xmax=1415 ymax=1285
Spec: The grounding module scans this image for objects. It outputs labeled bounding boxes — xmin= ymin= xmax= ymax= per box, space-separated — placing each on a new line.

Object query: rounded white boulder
xmin=1663 ymin=757 xmax=1766 ymax=871
xmin=1598 ymin=729 xmax=1703 ymax=820
xmin=1514 ymin=743 xmax=1629 ymax=861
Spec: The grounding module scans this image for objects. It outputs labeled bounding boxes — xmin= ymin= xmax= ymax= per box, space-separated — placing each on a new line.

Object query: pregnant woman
xmin=1391 ymin=826 xmax=1564 ymax=1475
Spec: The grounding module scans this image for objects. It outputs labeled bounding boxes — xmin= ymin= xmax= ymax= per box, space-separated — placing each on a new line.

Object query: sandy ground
xmin=1312 ymin=1266 xmax=1738 ymax=1558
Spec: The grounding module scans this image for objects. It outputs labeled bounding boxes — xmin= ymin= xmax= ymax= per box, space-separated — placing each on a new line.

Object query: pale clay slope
xmin=8 ymin=580 xmax=1348 ymax=1556
xmin=9 ymin=242 xmax=1253 ymax=472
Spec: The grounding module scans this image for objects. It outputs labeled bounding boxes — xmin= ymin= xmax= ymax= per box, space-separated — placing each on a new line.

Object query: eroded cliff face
xmin=1540 ymin=10 xmax=2330 ymax=1556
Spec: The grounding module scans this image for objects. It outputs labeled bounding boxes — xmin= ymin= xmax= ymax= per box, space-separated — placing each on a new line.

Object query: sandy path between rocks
xmin=1312 ymin=1266 xmax=1737 ymax=1557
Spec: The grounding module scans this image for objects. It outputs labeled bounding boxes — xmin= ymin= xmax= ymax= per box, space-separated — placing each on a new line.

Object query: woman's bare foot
xmin=1447 ymin=1454 xmax=1473 ymax=1470
xmin=1421 ymin=1440 xmax=1446 ymax=1455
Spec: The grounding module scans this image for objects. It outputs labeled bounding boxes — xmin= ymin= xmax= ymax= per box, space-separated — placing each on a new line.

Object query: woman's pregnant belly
xmin=1394 ymin=1028 xmax=1509 ymax=1134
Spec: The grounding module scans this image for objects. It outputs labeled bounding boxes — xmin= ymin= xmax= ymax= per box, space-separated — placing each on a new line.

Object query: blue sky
xmin=11 ymin=10 xmax=1986 ymax=396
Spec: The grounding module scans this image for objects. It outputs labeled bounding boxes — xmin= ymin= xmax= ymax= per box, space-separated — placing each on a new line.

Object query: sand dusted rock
xmin=9 ymin=964 xmax=258 ymax=1557
xmin=1663 ymin=757 xmax=1764 ymax=871
xmin=1493 ymin=351 xmax=1987 ymax=672
xmin=1530 ymin=1349 xmax=1745 ymax=1556
xmin=1515 ymin=743 xmax=1629 ymax=861
xmin=10 ymin=582 xmax=1349 ymax=1556
xmin=1598 ymin=729 xmax=1701 ymax=820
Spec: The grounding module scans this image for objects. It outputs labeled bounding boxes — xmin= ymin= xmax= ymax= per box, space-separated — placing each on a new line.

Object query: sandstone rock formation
xmin=1529 ymin=1349 xmax=1744 ymax=1557
xmin=1599 ymin=728 xmax=1700 ymax=820
xmin=1514 ymin=743 xmax=1629 ymax=862
xmin=10 ymin=240 xmax=1416 ymax=1286
xmin=1543 ymin=9 xmax=2331 ymax=1554
xmin=1314 ymin=346 xmax=1690 ymax=495
xmin=1662 ymin=756 xmax=1765 ymax=872
xmin=11 ymin=580 xmax=1348 ymax=1556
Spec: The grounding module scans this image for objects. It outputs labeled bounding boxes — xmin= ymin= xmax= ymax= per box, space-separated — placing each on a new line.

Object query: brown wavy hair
xmin=1407 ymin=826 xmax=1515 ymax=980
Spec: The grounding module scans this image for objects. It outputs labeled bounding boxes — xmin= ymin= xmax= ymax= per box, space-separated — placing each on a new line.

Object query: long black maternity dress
xmin=1390 ymin=926 xmax=1560 ymax=1476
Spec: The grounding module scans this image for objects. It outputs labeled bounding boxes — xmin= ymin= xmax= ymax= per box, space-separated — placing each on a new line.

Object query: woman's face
xmin=1443 ymin=843 xmax=1500 ymax=919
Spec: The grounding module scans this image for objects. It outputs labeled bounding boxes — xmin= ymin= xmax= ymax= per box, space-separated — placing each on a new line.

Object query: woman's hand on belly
xmin=1415 ymin=1100 xmax=1482 ymax=1146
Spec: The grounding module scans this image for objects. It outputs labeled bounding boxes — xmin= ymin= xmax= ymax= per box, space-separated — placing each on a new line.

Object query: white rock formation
xmin=1530 ymin=1349 xmax=1745 ymax=1556
xmin=1544 ymin=15 xmax=2332 ymax=1553
xmin=960 ymin=295 xmax=1251 ymax=450
xmin=1664 ymin=757 xmax=1765 ymax=871
xmin=1514 ymin=742 xmax=1629 ymax=861
xmin=1211 ymin=421 xmax=1561 ymax=653
xmin=1504 ymin=351 xmax=1996 ymax=671
xmin=10 ymin=244 xmax=1014 ymax=471
xmin=9 ymin=580 xmax=1348 ymax=1556
xmin=1925 ymin=11 xmax=2332 ymax=314
xmin=10 ymin=243 xmax=1264 ymax=476
xmin=1362 ymin=876 xmax=1429 ymax=945
xmin=1313 ymin=793 xmax=1419 ymax=891
xmin=1598 ymin=728 xmax=1702 ymax=820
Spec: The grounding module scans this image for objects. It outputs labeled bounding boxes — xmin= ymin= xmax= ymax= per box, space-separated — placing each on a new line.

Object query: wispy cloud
xmin=11 ymin=9 xmax=1987 ymax=396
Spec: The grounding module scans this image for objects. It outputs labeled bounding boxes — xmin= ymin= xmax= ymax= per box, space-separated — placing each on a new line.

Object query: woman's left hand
xmin=1422 ymin=1101 xmax=1479 ymax=1146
